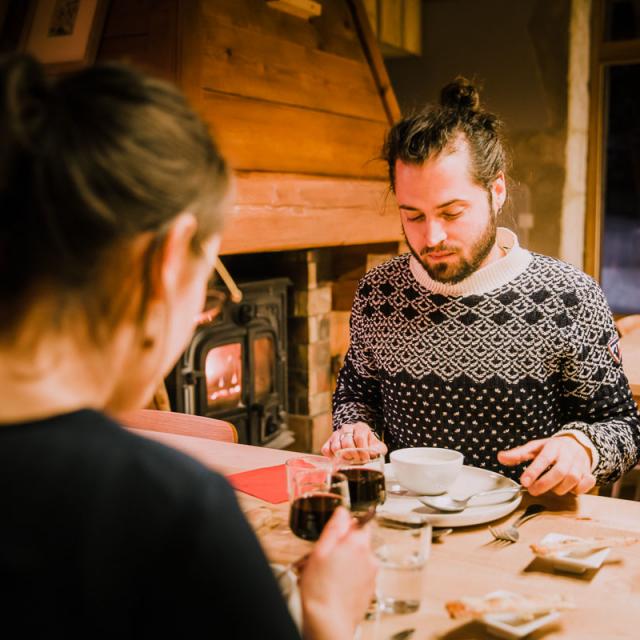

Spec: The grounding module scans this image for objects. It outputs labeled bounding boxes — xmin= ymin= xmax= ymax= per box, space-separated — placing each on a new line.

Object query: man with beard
xmin=322 ymin=77 xmax=640 ymax=496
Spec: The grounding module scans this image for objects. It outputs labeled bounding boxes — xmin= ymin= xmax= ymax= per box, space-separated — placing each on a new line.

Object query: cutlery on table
xmin=432 ymin=527 xmax=453 ymax=541
xmin=488 ymin=503 xmax=546 ymax=543
xmin=418 ymin=486 xmax=522 ymax=512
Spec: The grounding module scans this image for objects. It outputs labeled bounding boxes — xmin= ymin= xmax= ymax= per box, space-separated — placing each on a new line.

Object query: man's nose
xmin=423 ymin=218 xmax=447 ymax=247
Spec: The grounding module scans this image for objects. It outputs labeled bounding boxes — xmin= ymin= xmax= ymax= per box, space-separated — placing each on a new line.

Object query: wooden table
xmin=132 ymin=430 xmax=640 ymax=639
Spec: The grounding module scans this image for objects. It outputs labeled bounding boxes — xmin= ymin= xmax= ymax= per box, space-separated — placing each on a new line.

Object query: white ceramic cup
xmin=390 ymin=447 xmax=464 ymax=495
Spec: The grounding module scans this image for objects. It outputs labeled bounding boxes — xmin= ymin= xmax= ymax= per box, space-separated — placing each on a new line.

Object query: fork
xmin=488 ymin=503 xmax=546 ymax=543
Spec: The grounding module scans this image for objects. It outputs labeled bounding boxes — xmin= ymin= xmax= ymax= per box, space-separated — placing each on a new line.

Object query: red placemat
xmin=227 ymin=464 xmax=288 ymax=504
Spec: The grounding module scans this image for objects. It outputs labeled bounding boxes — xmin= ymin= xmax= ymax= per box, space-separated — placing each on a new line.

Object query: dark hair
xmin=383 ymin=76 xmax=507 ymax=193
xmin=0 ymin=54 xmax=229 ymax=342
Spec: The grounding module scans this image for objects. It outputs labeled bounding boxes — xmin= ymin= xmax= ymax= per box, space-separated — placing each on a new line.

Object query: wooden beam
xmin=347 ymin=0 xmax=402 ymax=124
xmin=266 ymin=0 xmax=322 ymax=20
xmin=202 ymin=90 xmax=388 ymax=178
xmin=220 ymin=172 xmax=401 ymax=254
xmin=198 ymin=9 xmax=388 ymax=122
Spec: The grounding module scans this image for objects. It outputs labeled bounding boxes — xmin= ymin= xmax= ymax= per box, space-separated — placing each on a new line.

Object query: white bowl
xmin=390 ymin=447 xmax=464 ymax=495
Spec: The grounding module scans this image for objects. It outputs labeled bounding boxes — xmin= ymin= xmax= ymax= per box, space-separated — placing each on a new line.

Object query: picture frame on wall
xmin=19 ymin=0 xmax=109 ymax=74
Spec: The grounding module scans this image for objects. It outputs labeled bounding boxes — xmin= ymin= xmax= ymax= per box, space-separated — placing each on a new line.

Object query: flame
xmin=205 ymin=345 xmax=242 ymax=405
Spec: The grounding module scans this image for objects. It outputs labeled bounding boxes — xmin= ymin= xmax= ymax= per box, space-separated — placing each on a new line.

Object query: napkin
xmin=227 ymin=464 xmax=288 ymax=503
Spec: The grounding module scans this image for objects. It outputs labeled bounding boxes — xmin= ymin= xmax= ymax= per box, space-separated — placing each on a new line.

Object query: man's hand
xmin=321 ymin=422 xmax=388 ymax=458
xmin=498 ymin=435 xmax=595 ymax=496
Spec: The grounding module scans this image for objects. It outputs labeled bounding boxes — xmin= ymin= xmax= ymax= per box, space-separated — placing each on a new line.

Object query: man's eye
xmin=442 ymin=210 xmax=463 ymax=220
xmin=406 ymin=214 xmax=425 ymax=222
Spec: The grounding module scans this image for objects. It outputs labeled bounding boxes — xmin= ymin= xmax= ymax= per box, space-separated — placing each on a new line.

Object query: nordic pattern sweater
xmin=332 ymin=230 xmax=640 ymax=484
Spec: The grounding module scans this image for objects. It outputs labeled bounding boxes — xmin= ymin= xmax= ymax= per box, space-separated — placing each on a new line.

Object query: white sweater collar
xmin=409 ymin=228 xmax=532 ymax=296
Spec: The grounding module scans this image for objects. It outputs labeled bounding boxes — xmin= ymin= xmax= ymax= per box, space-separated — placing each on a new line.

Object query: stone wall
xmin=222 ymin=243 xmax=400 ymax=453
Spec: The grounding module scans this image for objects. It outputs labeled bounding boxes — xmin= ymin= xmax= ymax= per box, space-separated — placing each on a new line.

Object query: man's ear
xmin=491 ymin=172 xmax=507 ymax=213
xmin=156 ymin=212 xmax=199 ymax=300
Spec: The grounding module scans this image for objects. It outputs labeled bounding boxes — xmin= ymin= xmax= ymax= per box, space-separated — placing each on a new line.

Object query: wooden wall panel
xmin=199 ymin=18 xmax=385 ymax=121
xmin=94 ymin=0 xmax=403 ymax=250
xmin=203 ymin=91 xmax=388 ymax=178
xmin=203 ymin=0 xmax=365 ymax=61
xmin=220 ymin=172 xmax=401 ymax=254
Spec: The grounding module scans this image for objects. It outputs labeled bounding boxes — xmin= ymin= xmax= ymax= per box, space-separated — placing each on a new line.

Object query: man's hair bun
xmin=439 ymin=76 xmax=480 ymax=113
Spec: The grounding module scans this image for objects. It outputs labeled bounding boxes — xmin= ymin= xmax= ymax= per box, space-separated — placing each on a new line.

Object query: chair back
xmin=617 ymin=315 xmax=640 ymax=405
xmin=116 ymin=409 xmax=238 ymax=444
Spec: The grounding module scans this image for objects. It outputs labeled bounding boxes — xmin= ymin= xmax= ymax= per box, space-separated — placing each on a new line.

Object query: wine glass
xmin=285 ymin=456 xmax=333 ymax=499
xmin=332 ymin=447 xmax=386 ymax=521
xmin=288 ymin=467 xmax=349 ymax=541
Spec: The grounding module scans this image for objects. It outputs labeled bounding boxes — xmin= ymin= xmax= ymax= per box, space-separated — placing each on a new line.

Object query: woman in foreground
xmin=0 ymin=53 xmax=375 ymax=639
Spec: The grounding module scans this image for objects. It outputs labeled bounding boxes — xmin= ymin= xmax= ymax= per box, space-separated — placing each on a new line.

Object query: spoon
xmin=418 ymin=486 xmax=522 ymax=512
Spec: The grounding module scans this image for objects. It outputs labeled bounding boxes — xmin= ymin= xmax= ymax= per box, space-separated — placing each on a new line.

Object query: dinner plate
xmin=380 ymin=463 xmax=522 ymax=527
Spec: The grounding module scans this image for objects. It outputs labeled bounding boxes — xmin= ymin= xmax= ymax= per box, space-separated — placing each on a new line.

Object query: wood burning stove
xmin=166 ymin=278 xmax=294 ymax=448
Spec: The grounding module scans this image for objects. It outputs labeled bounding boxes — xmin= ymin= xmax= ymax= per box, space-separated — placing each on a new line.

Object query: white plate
xmin=484 ymin=610 xmax=560 ymax=639
xmin=481 ymin=591 xmax=562 ymax=639
xmin=531 ymin=533 xmax=611 ymax=574
xmin=381 ymin=463 xmax=522 ymax=527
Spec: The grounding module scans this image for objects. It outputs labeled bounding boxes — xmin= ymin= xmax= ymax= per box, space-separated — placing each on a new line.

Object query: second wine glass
xmin=333 ymin=447 xmax=386 ymax=521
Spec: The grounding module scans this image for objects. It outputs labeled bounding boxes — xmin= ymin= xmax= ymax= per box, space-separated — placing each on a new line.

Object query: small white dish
xmin=483 ymin=609 xmax=561 ymax=639
xmin=479 ymin=590 xmax=562 ymax=639
xmin=532 ymin=533 xmax=611 ymax=574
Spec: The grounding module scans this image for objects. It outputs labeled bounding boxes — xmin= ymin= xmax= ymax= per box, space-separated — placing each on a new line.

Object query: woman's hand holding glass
xmin=299 ymin=507 xmax=378 ymax=640
xmin=285 ymin=461 xmax=378 ymax=639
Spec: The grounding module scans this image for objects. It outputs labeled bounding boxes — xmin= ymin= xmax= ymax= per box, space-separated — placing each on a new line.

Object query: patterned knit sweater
xmin=333 ymin=230 xmax=640 ymax=484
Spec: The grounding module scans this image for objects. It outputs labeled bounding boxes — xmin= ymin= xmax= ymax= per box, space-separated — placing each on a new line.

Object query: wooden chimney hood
xmin=98 ymin=0 xmax=402 ymax=254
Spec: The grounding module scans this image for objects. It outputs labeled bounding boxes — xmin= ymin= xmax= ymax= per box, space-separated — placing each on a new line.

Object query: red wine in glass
xmin=341 ymin=467 xmax=386 ymax=513
xmin=289 ymin=493 xmax=343 ymax=541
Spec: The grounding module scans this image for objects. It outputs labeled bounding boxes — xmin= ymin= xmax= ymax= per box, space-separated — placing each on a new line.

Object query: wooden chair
xmin=116 ymin=409 xmax=238 ymax=444
xmin=616 ymin=314 xmax=640 ymax=337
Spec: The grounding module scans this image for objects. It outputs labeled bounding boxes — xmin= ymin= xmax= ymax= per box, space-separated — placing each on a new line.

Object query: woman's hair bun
xmin=0 ymin=54 xmax=51 ymax=154
xmin=439 ymin=76 xmax=480 ymax=113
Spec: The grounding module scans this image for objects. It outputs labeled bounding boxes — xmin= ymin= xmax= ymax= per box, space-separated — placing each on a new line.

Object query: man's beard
xmin=405 ymin=213 xmax=498 ymax=285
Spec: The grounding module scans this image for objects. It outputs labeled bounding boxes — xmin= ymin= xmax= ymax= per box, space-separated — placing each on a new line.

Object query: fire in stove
xmin=205 ymin=344 xmax=242 ymax=409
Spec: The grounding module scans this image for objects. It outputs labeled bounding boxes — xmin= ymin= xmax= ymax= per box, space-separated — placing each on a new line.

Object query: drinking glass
xmin=288 ymin=467 xmax=349 ymax=541
xmin=332 ymin=447 xmax=386 ymax=520
xmin=329 ymin=471 xmax=351 ymax=510
xmin=285 ymin=456 xmax=333 ymax=499
xmin=372 ymin=513 xmax=432 ymax=614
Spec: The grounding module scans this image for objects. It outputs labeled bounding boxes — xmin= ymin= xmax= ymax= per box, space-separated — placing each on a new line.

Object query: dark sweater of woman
xmin=0 ymin=409 xmax=300 ymax=639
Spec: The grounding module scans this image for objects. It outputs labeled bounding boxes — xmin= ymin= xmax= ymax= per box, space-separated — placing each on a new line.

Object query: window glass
xmin=601 ymin=64 xmax=640 ymax=313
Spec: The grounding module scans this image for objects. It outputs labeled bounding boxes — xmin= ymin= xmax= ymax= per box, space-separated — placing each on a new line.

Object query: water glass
xmin=372 ymin=513 xmax=431 ymax=614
